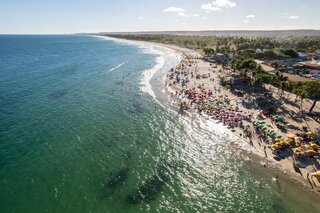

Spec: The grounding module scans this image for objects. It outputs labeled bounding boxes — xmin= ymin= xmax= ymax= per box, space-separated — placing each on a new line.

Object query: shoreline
xmin=95 ymin=35 xmax=183 ymax=105
xmin=96 ymin=35 xmax=320 ymax=197
xmin=161 ymin=48 xmax=320 ymax=195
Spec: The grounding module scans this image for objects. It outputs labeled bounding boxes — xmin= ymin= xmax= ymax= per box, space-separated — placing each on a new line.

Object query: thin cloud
xmin=201 ymin=4 xmax=221 ymax=11
xmin=164 ymin=7 xmax=198 ymax=18
xmin=246 ymin=15 xmax=255 ymax=18
xmin=163 ymin=7 xmax=186 ymax=13
xmin=201 ymin=0 xmax=236 ymax=12
xmin=178 ymin=12 xmax=189 ymax=17
xmin=243 ymin=20 xmax=249 ymax=23
xmin=288 ymin=16 xmax=299 ymax=19
xmin=138 ymin=16 xmax=144 ymax=21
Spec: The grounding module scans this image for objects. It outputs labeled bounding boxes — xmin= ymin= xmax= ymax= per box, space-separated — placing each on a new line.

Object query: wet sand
xmin=102 ymin=35 xmax=320 ymax=197
xmin=153 ymin=44 xmax=320 ymax=196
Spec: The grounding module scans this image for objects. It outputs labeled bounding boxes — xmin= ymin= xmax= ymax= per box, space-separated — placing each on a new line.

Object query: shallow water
xmin=0 ymin=35 xmax=319 ymax=212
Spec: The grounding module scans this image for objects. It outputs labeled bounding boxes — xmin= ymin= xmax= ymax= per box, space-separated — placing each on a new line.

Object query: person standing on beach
xmin=264 ymin=146 xmax=268 ymax=158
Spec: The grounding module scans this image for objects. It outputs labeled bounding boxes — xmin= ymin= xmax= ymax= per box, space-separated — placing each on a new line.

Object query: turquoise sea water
xmin=0 ymin=35 xmax=320 ymax=212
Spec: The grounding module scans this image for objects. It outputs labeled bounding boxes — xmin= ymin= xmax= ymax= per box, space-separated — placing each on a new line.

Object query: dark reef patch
xmin=126 ymin=164 xmax=171 ymax=205
xmin=128 ymin=103 xmax=144 ymax=114
xmin=101 ymin=168 xmax=129 ymax=198
xmin=48 ymin=90 xmax=67 ymax=101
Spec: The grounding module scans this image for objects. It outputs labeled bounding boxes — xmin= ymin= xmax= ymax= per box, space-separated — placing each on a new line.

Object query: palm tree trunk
xmin=277 ymin=87 xmax=281 ymax=95
xmin=309 ymin=100 xmax=317 ymax=113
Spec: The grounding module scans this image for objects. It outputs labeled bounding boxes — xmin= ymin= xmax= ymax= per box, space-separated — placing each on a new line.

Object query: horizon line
xmin=1 ymin=28 xmax=320 ymax=35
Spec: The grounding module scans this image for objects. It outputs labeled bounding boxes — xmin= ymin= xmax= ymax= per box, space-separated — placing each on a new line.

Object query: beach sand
xmin=102 ymin=35 xmax=320 ymax=196
xmin=159 ymin=45 xmax=320 ymax=194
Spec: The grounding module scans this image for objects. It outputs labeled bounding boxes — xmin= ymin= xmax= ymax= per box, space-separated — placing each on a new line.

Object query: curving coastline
xmin=98 ymin=35 xmax=320 ymax=197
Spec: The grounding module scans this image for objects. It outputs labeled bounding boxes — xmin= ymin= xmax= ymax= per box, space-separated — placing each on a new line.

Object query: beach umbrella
xmin=293 ymin=147 xmax=302 ymax=153
xmin=311 ymin=171 xmax=320 ymax=179
xmin=309 ymin=150 xmax=317 ymax=154
xmin=294 ymin=137 xmax=303 ymax=141
xmin=310 ymin=143 xmax=320 ymax=149
xmin=286 ymin=133 xmax=296 ymax=138
xmin=275 ymin=138 xmax=283 ymax=143
xmin=271 ymin=134 xmax=277 ymax=139
xmin=284 ymin=138 xmax=293 ymax=142
xmin=306 ymin=132 xmax=317 ymax=138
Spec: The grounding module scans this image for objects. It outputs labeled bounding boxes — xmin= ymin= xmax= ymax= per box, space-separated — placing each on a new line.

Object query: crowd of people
xmin=165 ymin=54 xmax=320 ymax=189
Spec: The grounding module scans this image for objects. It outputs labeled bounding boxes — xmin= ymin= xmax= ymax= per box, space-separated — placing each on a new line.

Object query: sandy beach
xmin=151 ymin=43 xmax=320 ymax=195
xmin=102 ymin=35 xmax=320 ymax=196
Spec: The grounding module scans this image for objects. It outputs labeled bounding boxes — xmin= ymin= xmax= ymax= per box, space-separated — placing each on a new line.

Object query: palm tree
xmin=303 ymin=80 xmax=320 ymax=113
xmin=285 ymin=81 xmax=293 ymax=100
xmin=293 ymin=86 xmax=307 ymax=113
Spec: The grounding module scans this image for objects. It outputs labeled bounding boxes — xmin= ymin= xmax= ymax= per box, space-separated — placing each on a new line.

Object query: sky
xmin=0 ymin=0 xmax=319 ymax=34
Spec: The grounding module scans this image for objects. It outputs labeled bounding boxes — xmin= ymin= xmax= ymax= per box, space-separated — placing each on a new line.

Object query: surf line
xmin=109 ymin=62 xmax=126 ymax=72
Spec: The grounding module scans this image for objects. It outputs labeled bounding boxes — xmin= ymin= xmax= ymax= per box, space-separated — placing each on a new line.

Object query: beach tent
xmin=294 ymin=137 xmax=303 ymax=142
xmin=306 ymin=132 xmax=317 ymax=138
xmin=286 ymin=133 xmax=296 ymax=138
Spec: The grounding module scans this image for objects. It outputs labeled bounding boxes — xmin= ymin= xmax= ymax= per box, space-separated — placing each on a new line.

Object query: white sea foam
xmin=94 ymin=35 xmax=181 ymax=100
xmin=93 ymin=35 xmax=258 ymax=154
xmin=140 ymin=56 xmax=165 ymax=99
xmin=109 ymin=62 xmax=126 ymax=72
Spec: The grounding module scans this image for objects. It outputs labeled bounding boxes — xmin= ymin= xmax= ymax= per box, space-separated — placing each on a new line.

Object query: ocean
xmin=0 ymin=35 xmax=319 ymax=212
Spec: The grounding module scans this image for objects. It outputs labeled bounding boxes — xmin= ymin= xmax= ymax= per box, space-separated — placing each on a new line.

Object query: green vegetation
xmin=106 ymin=34 xmax=320 ymax=58
xmin=222 ymin=82 xmax=232 ymax=89
xmin=253 ymin=50 xmax=291 ymax=60
xmin=253 ymin=72 xmax=273 ymax=85
xmin=106 ymin=34 xmax=218 ymax=53
xmin=295 ymin=80 xmax=320 ymax=112
xmin=278 ymin=48 xmax=299 ymax=58
xmin=231 ymin=57 xmax=319 ymax=112
xmin=203 ymin=47 xmax=215 ymax=56
xmin=270 ymin=60 xmax=280 ymax=68
xmin=106 ymin=34 xmax=320 ymax=112
xmin=235 ymin=58 xmax=257 ymax=70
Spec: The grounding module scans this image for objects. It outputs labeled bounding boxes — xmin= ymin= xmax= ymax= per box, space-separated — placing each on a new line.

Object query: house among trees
xmin=302 ymin=61 xmax=320 ymax=70
xmin=309 ymin=52 xmax=320 ymax=60
xmin=284 ymin=66 xmax=295 ymax=73
xmin=214 ymin=53 xmax=229 ymax=63
xmin=254 ymin=59 xmax=276 ymax=73
xmin=298 ymin=52 xmax=309 ymax=60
